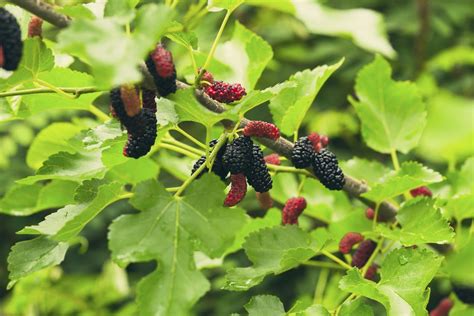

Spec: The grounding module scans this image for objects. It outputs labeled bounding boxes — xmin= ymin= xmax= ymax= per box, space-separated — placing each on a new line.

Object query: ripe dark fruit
xmin=222 ymin=136 xmax=253 ymax=174
xmin=28 ymin=16 xmax=43 ymax=38
xmin=364 ymin=264 xmax=378 ymax=281
xmin=0 ymin=8 xmax=23 ymax=71
xmin=282 ymin=197 xmax=307 ymax=225
xmin=351 ymin=239 xmax=377 ymax=268
xmin=243 ymin=121 xmax=280 ymax=140
xmin=312 ymin=149 xmax=345 ymax=190
xmin=246 ymin=144 xmax=273 ymax=193
xmin=264 ymin=153 xmax=281 ymax=166
xmin=410 ymin=186 xmax=433 ymax=198
xmin=452 ymin=283 xmax=474 ymax=305
xmin=339 ymin=232 xmax=364 ymax=254
xmin=142 ymin=89 xmax=157 ymax=112
xmin=429 ymin=298 xmax=453 ymax=316
xmin=145 ymin=44 xmax=177 ymax=97
xmin=224 ymin=174 xmax=247 ymax=207
xmin=291 ymin=136 xmax=315 ymax=169
xmin=191 ymin=139 xmax=229 ymax=181
xmin=204 ymin=81 xmax=246 ymax=103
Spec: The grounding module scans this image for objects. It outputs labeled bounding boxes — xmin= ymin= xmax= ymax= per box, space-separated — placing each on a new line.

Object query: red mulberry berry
xmin=246 ymin=144 xmax=273 ymax=193
xmin=452 ymin=283 xmax=474 ymax=305
xmin=256 ymin=192 xmax=273 ymax=210
xmin=191 ymin=139 xmax=229 ymax=181
xmin=200 ymin=69 xmax=214 ymax=86
xmin=320 ymin=135 xmax=329 ymax=147
xmin=410 ymin=186 xmax=432 ymax=197
xmin=264 ymin=153 xmax=281 ymax=166
xmin=282 ymin=197 xmax=307 ymax=225
xmin=142 ymin=89 xmax=157 ymax=113
xmin=222 ymin=136 xmax=253 ymax=174
xmin=243 ymin=121 xmax=280 ymax=140
xmin=351 ymin=239 xmax=377 ymax=268
xmin=120 ymin=85 xmax=141 ymax=117
xmin=204 ymin=81 xmax=246 ymax=103
xmin=339 ymin=232 xmax=364 ymax=254
xmin=429 ymin=298 xmax=453 ymax=316
xmin=364 ymin=264 xmax=378 ymax=281
xmin=28 ymin=16 xmax=43 ymax=38
xmin=0 ymin=8 xmax=23 ymax=71
xmin=291 ymin=136 xmax=315 ymax=169
xmin=366 ymin=208 xmax=375 ymax=220
xmin=312 ymin=149 xmax=345 ymax=190
xmin=145 ymin=44 xmax=177 ymax=97
xmin=224 ymin=174 xmax=247 ymax=206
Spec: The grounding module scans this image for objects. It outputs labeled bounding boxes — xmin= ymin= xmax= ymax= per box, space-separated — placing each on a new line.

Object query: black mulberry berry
xmin=145 ymin=44 xmax=177 ymax=97
xmin=291 ymin=136 xmax=314 ymax=169
xmin=0 ymin=8 xmax=23 ymax=71
xmin=312 ymin=149 xmax=345 ymax=190
xmin=222 ymin=136 xmax=253 ymax=174
xmin=246 ymin=144 xmax=272 ymax=193
xmin=452 ymin=283 xmax=474 ymax=305
xmin=191 ymin=139 xmax=229 ymax=180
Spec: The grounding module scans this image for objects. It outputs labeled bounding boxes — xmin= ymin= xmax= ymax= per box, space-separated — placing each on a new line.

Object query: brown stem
xmin=8 ymin=0 xmax=398 ymax=221
xmin=415 ymin=0 xmax=430 ymax=75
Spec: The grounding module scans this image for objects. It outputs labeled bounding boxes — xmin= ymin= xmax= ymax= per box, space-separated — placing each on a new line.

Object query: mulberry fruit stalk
xmin=243 ymin=121 xmax=280 ymax=140
xmin=410 ymin=186 xmax=432 ymax=197
xmin=282 ymin=197 xmax=307 ymax=225
xmin=291 ymin=136 xmax=315 ymax=169
xmin=312 ymin=149 xmax=345 ymax=190
xmin=0 ymin=8 xmax=23 ymax=71
xmin=224 ymin=174 xmax=247 ymax=207
xmin=245 ymin=144 xmax=273 ymax=193
xmin=191 ymin=139 xmax=229 ymax=180
xmin=429 ymin=298 xmax=453 ymax=316
xmin=351 ymin=239 xmax=376 ymax=268
xmin=204 ymin=81 xmax=246 ymax=103
xmin=145 ymin=44 xmax=177 ymax=97
xmin=339 ymin=232 xmax=364 ymax=254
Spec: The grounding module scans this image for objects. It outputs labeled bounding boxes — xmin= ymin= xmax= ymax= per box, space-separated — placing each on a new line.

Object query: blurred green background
xmin=0 ymin=0 xmax=472 ymax=315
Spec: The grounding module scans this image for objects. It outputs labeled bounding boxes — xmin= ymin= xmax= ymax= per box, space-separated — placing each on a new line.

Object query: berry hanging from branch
xmin=0 ymin=8 xmax=23 ymax=71
xmin=282 ymin=197 xmax=307 ymax=225
xmin=146 ymin=43 xmax=177 ymax=97
xmin=224 ymin=174 xmax=247 ymax=207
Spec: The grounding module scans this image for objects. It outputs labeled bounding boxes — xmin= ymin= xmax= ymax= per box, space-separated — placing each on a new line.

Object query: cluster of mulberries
xmin=291 ymin=133 xmax=345 ymax=190
xmin=351 ymin=239 xmax=377 ymax=269
xmin=243 ymin=121 xmax=280 ymax=140
xmin=28 ymin=16 xmax=43 ymax=38
xmin=0 ymin=8 xmax=23 ymax=71
xmin=110 ymin=87 xmax=157 ymax=158
xmin=146 ymin=44 xmax=177 ymax=97
xmin=339 ymin=232 xmax=364 ymax=254
xmin=282 ymin=197 xmax=307 ymax=225
xmin=410 ymin=186 xmax=432 ymax=197
xmin=191 ymin=139 xmax=228 ymax=181
xmin=429 ymin=298 xmax=453 ymax=316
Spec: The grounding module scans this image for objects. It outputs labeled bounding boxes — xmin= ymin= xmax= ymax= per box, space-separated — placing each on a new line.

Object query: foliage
xmin=0 ymin=0 xmax=472 ymax=316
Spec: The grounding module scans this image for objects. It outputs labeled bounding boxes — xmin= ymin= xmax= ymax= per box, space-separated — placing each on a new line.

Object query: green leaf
xmin=230 ymin=88 xmax=275 ymax=116
xmin=208 ymin=0 xmax=244 ymax=12
xmin=167 ymin=88 xmax=235 ymax=127
xmin=27 ymin=122 xmax=83 ymax=170
xmin=350 ymin=56 xmax=426 ymax=154
xmin=155 ymin=98 xmax=179 ymax=126
xmin=0 ymin=181 xmax=78 ymax=216
xmin=16 ymin=38 xmax=54 ymax=78
xmin=107 ymin=158 xmax=160 ymax=185
xmin=376 ymin=198 xmax=454 ymax=246
xmin=108 ymin=175 xmax=246 ymax=315
xmin=225 ymin=225 xmax=327 ymax=290
xmin=7 ymin=237 xmax=69 ymax=287
xmin=57 ymin=5 xmax=96 ymax=19
xmin=447 ymin=238 xmax=474 ymax=285
xmin=166 ymin=31 xmax=198 ymax=50
xmin=57 ymin=5 xmax=173 ymax=88
xmin=362 ymin=161 xmax=443 ymax=202
xmin=245 ymin=0 xmax=295 ymax=13
xmin=104 ymin=0 xmax=138 ymax=21
xmin=293 ymin=1 xmax=395 ymax=58
xmin=269 ymin=59 xmax=343 ymax=136
xmin=18 ymin=150 xmax=106 ymax=185
xmin=244 ymin=295 xmax=285 ymax=316
xmin=19 ymin=182 xmax=122 ymax=242
xmin=340 ymin=248 xmax=442 ymax=316
xmin=215 ymin=21 xmax=273 ymax=90
xmin=339 ymin=297 xmax=374 ymax=316
xmin=445 ymin=194 xmax=474 ymax=221
xmin=340 ymin=158 xmax=391 ymax=187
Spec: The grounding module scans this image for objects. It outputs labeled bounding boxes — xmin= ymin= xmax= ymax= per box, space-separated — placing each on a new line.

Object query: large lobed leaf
xmin=108 ymin=175 xmax=246 ymax=315
xmin=350 ymin=56 xmax=426 ymax=154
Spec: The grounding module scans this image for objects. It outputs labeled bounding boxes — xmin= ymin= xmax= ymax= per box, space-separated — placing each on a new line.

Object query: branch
xmin=8 ymin=0 xmax=398 ymax=221
xmin=8 ymin=0 xmax=70 ymax=28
